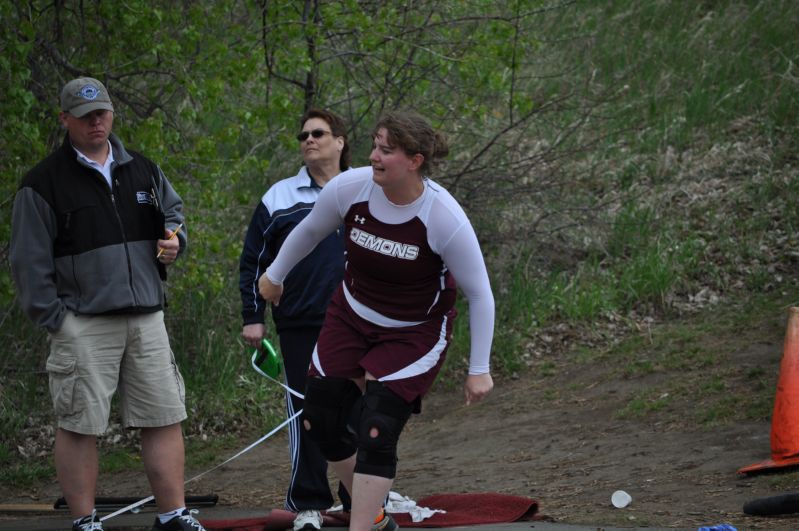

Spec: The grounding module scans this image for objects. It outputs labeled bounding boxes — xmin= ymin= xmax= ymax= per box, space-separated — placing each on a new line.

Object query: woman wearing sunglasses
xmin=258 ymin=110 xmax=495 ymax=531
xmin=239 ymin=108 xmax=352 ymax=531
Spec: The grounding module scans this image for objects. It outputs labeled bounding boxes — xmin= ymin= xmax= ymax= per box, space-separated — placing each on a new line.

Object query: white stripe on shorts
xmin=379 ymin=315 xmax=449 ymax=382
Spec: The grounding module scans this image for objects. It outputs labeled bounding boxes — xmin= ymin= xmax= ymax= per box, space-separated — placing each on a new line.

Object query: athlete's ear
xmin=408 ymin=153 xmax=424 ymax=172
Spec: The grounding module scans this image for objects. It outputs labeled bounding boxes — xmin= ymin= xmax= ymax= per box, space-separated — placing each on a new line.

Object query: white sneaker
xmin=293 ymin=509 xmax=323 ymax=531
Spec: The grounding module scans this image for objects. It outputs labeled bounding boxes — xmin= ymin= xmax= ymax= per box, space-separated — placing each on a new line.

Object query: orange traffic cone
xmin=738 ymin=307 xmax=799 ymax=474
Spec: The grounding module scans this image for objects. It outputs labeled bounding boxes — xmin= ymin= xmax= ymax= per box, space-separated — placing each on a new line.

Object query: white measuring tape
xmin=250 ymin=348 xmax=305 ymax=400
xmin=101 ymin=345 xmax=304 ymax=522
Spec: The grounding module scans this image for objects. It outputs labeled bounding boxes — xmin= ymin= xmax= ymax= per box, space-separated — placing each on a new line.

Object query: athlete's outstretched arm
xmin=440 ymin=222 xmax=495 ymax=405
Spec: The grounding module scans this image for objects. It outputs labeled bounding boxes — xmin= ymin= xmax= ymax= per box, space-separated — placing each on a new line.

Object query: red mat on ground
xmin=201 ymin=492 xmax=544 ymax=530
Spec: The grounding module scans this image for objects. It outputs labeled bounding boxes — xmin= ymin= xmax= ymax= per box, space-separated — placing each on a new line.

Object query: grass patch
xmin=185 ymin=434 xmax=243 ymax=471
xmin=0 ymin=459 xmax=53 ymax=489
xmin=100 ymin=448 xmax=142 ymax=475
xmin=619 ymin=393 xmax=672 ymax=418
xmin=763 ymin=470 xmax=799 ymax=491
xmin=604 ymin=292 xmax=788 ymax=426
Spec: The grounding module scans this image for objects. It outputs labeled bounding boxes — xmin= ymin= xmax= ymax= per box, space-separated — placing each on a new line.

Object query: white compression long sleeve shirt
xmin=267 ymin=166 xmax=494 ymax=374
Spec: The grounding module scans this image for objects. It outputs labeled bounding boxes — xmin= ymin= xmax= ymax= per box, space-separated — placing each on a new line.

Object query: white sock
xmin=158 ymin=507 xmax=186 ymax=523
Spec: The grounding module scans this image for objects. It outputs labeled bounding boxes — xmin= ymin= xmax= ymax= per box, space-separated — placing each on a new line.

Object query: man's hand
xmin=464 ymin=373 xmax=493 ymax=406
xmin=242 ymin=323 xmax=266 ymax=348
xmin=258 ymin=273 xmax=283 ymax=306
xmin=157 ymin=227 xmax=180 ymax=264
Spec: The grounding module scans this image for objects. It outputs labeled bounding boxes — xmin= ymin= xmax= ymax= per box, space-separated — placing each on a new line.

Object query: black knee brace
xmin=302 ymin=377 xmax=361 ymax=462
xmin=353 ymin=380 xmax=413 ymax=479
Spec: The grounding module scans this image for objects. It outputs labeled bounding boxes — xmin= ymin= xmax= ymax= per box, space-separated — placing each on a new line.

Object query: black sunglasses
xmin=297 ymin=129 xmax=332 ymax=142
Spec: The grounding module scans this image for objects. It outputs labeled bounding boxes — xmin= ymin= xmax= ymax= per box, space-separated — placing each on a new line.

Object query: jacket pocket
xmin=46 ymin=355 xmax=79 ymax=416
xmin=54 ymin=201 xmax=97 ymax=256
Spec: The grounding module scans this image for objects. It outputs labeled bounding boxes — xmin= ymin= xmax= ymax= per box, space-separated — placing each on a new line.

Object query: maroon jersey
xmin=343 ymin=201 xmax=456 ymax=323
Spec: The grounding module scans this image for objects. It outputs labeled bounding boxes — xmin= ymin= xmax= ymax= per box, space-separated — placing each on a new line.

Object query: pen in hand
xmin=156 ymin=222 xmax=183 ymax=258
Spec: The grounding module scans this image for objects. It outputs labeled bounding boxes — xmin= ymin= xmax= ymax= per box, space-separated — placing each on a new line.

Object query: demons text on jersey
xmin=349 ymin=227 xmax=419 ymax=260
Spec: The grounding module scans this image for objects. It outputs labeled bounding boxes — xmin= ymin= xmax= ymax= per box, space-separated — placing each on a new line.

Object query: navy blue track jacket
xmin=239 ymin=167 xmax=345 ymax=332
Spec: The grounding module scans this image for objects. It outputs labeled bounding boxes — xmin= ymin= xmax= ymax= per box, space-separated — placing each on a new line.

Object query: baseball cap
xmin=60 ymin=77 xmax=114 ymax=117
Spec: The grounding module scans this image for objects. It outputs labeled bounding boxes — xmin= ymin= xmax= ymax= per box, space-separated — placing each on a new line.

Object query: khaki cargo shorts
xmin=46 ymin=311 xmax=187 ymax=435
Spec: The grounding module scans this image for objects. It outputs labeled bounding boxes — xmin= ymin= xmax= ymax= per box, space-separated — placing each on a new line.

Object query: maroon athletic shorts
xmin=310 ymin=287 xmax=456 ymax=403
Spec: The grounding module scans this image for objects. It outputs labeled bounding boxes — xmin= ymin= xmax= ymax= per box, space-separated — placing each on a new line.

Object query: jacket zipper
xmin=111 ymin=177 xmax=139 ymax=306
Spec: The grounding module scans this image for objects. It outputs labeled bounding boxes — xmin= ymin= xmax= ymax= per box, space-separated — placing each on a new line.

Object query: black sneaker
xmin=151 ymin=508 xmax=206 ymax=530
xmin=372 ymin=511 xmax=398 ymax=531
xmin=72 ymin=510 xmax=103 ymax=530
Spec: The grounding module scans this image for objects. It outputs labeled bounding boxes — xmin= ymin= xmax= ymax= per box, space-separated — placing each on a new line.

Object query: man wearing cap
xmin=9 ymin=77 xmax=205 ymax=531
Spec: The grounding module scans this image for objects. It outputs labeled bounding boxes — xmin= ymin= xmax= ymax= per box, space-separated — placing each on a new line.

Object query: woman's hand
xmin=258 ymin=273 xmax=283 ymax=305
xmin=242 ymin=323 xmax=265 ymax=348
xmin=464 ymin=373 xmax=493 ymax=406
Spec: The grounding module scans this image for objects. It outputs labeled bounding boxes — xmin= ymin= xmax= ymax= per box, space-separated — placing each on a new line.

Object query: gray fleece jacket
xmin=10 ymin=133 xmax=186 ymax=332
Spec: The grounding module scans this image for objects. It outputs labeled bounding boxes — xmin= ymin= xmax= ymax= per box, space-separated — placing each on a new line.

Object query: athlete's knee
xmin=302 ymin=376 xmax=361 ymax=461
xmin=353 ymin=380 xmax=413 ymax=479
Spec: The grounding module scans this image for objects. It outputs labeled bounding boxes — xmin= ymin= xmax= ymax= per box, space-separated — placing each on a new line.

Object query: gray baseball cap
xmin=60 ymin=77 xmax=114 ymax=117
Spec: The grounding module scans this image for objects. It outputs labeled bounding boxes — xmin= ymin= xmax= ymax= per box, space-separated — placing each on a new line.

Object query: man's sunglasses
xmin=297 ymin=129 xmax=332 ymax=142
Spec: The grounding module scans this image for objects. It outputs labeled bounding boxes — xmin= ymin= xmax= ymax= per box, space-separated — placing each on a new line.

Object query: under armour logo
xmin=354 ymin=215 xmax=365 ymax=224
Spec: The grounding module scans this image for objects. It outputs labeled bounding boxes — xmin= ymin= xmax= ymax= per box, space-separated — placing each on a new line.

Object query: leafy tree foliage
xmin=1 ymin=0 xmax=598 ymax=332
